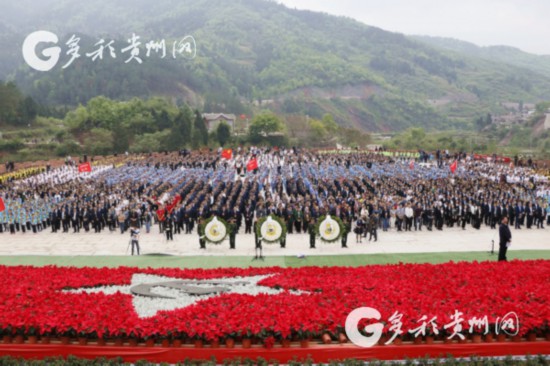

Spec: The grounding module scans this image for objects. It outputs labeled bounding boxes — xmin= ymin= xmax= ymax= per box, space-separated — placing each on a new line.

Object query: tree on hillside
xmin=18 ymin=96 xmax=38 ymax=124
xmin=86 ymin=96 xmax=118 ymax=130
xmin=0 ymin=81 xmax=37 ymax=126
xmin=166 ymin=106 xmax=193 ymax=150
xmin=156 ymin=110 xmax=172 ymax=130
xmin=216 ymin=122 xmax=231 ymax=147
xmin=338 ymin=127 xmax=371 ymax=148
xmin=475 ymin=113 xmax=493 ymax=131
xmin=410 ymin=127 xmax=426 ymax=141
xmin=309 ymin=119 xmax=327 ymax=142
xmin=321 ymin=113 xmax=338 ymax=135
xmin=194 ymin=110 xmax=208 ymax=146
xmin=112 ymin=123 xmax=130 ymax=153
xmin=248 ymin=112 xmax=285 ymax=144
xmin=535 ymin=101 xmax=550 ymax=114
xmin=84 ymin=128 xmax=113 ymax=155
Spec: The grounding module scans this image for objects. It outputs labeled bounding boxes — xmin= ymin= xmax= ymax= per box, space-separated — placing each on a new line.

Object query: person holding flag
xmin=450 ymin=160 xmax=458 ymax=174
xmin=247 ymin=157 xmax=258 ymax=172
xmin=221 ymin=148 xmax=233 ymax=160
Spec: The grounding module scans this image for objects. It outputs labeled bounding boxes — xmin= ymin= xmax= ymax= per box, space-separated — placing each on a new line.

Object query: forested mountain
xmin=413 ymin=36 xmax=550 ymax=79
xmin=1 ymin=0 xmax=550 ymax=132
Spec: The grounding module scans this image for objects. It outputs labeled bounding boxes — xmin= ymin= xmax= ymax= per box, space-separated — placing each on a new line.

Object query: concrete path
xmin=0 ymin=225 xmax=548 ymax=257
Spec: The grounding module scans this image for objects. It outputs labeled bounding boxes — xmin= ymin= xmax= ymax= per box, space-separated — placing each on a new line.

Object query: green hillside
xmin=413 ymin=35 xmax=550 ymax=79
xmin=1 ymin=0 xmax=550 ymax=132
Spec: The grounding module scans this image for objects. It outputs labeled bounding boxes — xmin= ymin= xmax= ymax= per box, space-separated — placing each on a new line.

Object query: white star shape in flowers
xmin=65 ymin=274 xmax=303 ymax=318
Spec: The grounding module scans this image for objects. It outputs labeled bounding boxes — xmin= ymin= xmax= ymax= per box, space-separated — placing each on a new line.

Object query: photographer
xmin=130 ymin=226 xmax=140 ymax=256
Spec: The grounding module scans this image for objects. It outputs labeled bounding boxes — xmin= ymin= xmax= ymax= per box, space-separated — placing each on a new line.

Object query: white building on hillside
xmin=202 ymin=113 xmax=236 ymax=133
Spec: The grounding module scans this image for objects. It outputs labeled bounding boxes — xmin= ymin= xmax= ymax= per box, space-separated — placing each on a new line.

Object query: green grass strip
xmin=0 ymin=250 xmax=548 ymax=268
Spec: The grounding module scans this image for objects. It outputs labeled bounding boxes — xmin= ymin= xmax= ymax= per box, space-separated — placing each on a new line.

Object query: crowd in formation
xmin=1 ymin=148 xmax=549 ymax=246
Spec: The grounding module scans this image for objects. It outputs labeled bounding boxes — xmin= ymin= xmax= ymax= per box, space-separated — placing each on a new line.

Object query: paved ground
xmin=1 ymin=225 xmax=548 ymax=257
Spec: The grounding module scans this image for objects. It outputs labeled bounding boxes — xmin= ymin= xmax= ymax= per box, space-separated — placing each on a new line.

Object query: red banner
xmin=2 ymin=342 xmax=549 ymax=363
xmin=0 ymin=197 xmax=5 ymax=212
xmin=247 ymin=158 xmax=258 ymax=171
xmin=78 ymin=162 xmax=92 ymax=173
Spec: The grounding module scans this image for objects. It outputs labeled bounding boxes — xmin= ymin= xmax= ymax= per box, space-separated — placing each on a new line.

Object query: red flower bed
xmin=0 ymin=260 xmax=549 ymax=344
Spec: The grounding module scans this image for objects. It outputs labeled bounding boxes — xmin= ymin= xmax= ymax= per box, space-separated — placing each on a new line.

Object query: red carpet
xmin=1 ymin=341 xmax=549 ymax=363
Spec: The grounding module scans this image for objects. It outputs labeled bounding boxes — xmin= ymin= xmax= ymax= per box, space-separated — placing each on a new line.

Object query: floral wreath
xmin=255 ymin=215 xmax=287 ymax=244
xmin=199 ymin=216 xmax=229 ymax=244
xmin=315 ymin=215 xmax=344 ymax=243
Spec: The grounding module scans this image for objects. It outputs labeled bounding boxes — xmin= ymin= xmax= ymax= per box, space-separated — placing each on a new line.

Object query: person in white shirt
xmin=404 ymin=203 xmax=414 ymax=231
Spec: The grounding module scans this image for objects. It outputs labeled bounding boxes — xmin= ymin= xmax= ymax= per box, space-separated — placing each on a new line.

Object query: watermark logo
xmin=345 ymin=307 xmax=385 ymax=348
xmin=345 ymin=307 xmax=519 ymax=347
xmin=22 ymin=31 xmax=61 ymax=72
xmin=22 ymin=30 xmax=196 ymax=72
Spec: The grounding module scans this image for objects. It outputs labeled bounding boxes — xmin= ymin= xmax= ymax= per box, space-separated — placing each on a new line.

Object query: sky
xmin=277 ymin=0 xmax=550 ymax=55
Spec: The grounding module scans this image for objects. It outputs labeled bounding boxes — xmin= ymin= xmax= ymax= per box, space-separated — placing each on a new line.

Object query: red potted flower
xmin=26 ymin=326 xmax=39 ymax=344
xmin=224 ymin=332 xmax=237 ymax=348
xmin=296 ymin=329 xmax=311 ymax=348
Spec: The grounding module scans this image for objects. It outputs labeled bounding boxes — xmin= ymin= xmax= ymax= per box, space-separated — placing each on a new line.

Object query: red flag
xmin=240 ymin=114 xmax=247 ymax=119
xmin=166 ymin=194 xmax=181 ymax=214
xmin=450 ymin=160 xmax=458 ymax=174
xmin=78 ymin=162 xmax=92 ymax=173
xmin=221 ymin=149 xmax=233 ymax=160
xmin=247 ymin=158 xmax=258 ymax=171
xmin=156 ymin=208 xmax=166 ymax=222
xmin=0 ymin=197 xmax=5 ymax=212
xmin=409 ymin=159 xmax=415 ymax=170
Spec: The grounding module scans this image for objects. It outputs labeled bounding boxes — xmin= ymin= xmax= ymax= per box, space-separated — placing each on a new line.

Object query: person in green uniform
xmin=308 ymin=217 xmax=316 ymax=249
xmin=341 ymin=218 xmax=351 ymax=248
xmin=229 ymin=218 xmax=237 ymax=249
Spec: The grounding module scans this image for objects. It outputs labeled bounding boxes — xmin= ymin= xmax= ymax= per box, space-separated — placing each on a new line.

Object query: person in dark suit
xmin=525 ymin=202 xmax=533 ymax=229
xmin=534 ymin=203 xmax=544 ymax=229
xmin=498 ymin=216 xmax=512 ymax=262
xmin=165 ymin=214 xmax=174 ymax=241
xmin=70 ymin=205 xmax=80 ymax=233
xmin=514 ymin=202 xmax=522 ymax=229
xmin=244 ymin=207 xmax=254 ymax=234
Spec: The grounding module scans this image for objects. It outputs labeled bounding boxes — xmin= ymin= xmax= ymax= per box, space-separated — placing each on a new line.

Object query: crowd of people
xmin=1 ymin=148 xmax=549 ymax=248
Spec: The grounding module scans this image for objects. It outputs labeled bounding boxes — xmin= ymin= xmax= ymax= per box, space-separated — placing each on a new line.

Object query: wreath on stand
xmin=199 ymin=216 xmax=229 ymax=244
xmin=255 ymin=215 xmax=287 ymax=244
xmin=315 ymin=215 xmax=345 ymax=243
